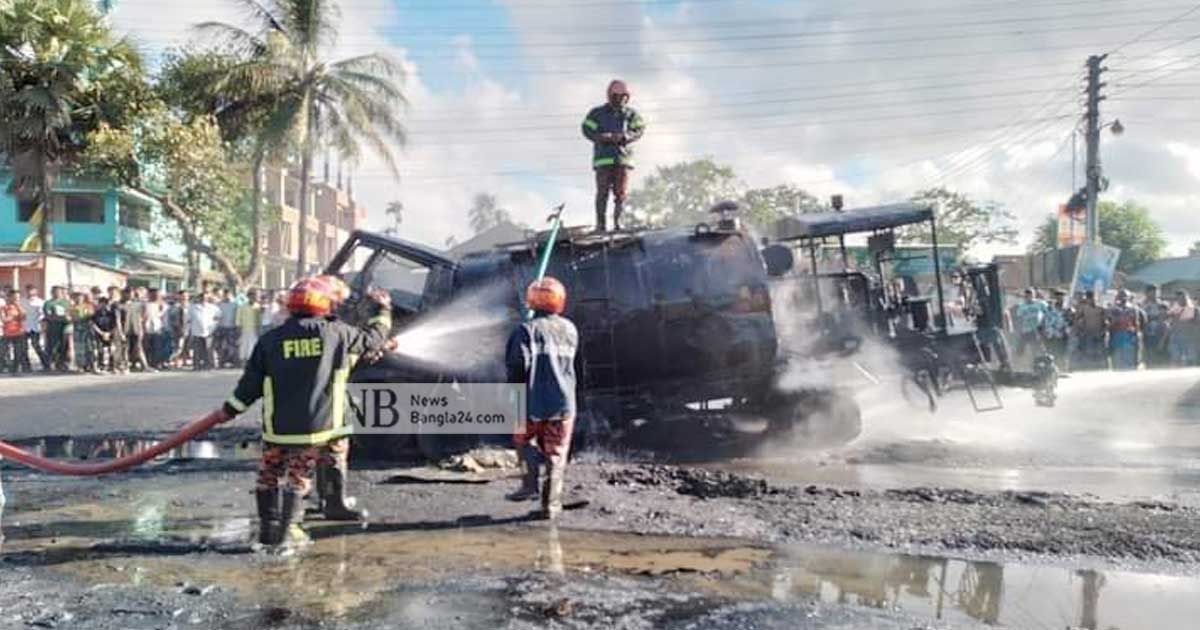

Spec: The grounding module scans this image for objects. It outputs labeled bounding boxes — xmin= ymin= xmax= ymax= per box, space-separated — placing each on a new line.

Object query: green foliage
xmin=1030 ymin=200 xmax=1167 ymax=272
xmin=468 ymin=193 xmax=512 ymax=234
xmin=626 ymin=158 xmax=742 ymax=228
xmin=740 ymin=184 xmax=827 ymax=231
xmin=83 ymin=106 xmax=252 ymax=272
xmin=901 ymin=187 xmax=1018 ymax=251
xmin=0 ymin=0 xmax=146 ymax=248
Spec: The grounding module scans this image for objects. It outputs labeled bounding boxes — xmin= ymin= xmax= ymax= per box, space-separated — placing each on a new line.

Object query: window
xmin=17 ymin=199 xmax=37 ymax=222
xmin=65 ymin=195 xmax=105 ymax=224
xmin=119 ymin=201 xmax=152 ymax=230
xmin=281 ymin=223 xmax=293 ymax=257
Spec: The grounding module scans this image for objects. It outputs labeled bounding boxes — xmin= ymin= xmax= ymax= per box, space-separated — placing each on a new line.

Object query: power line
xmin=1108 ymin=1 xmax=1200 ymax=54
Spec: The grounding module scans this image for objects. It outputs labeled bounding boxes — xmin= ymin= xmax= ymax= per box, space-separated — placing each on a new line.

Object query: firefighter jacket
xmin=223 ymin=309 xmax=392 ymax=445
xmin=581 ymin=104 xmax=645 ymax=169
xmin=505 ymin=313 xmax=579 ymax=421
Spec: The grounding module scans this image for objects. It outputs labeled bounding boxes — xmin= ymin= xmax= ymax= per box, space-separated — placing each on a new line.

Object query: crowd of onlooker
xmin=977 ymin=282 xmax=1198 ymax=371
xmin=0 ymin=284 xmax=292 ymax=376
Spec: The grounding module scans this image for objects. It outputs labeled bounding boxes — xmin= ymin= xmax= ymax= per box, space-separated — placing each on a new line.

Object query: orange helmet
xmin=287 ymin=275 xmax=348 ymax=317
xmin=526 ymin=277 xmax=567 ymax=315
xmin=607 ymin=79 xmax=629 ymax=99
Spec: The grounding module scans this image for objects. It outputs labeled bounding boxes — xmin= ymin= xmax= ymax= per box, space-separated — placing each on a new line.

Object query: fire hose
xmin=0 ymin=410 xmax=224 ymax=476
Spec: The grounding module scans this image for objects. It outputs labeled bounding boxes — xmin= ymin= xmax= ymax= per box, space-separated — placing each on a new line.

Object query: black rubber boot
xmin=255 ymin=488 xmax=281 ymax=546
xmin=506 ymin=446 xmax=542 ymax=502
xmin=319 ymin=461 xmax=367 ymax=521
xmin=277 ymin=490 xmax=312 ymax=554
xmin=612 ymin=201 xmax=624 ymax=231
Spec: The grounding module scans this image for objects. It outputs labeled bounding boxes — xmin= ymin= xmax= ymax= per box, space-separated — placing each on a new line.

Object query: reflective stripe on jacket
xmin=224 ymin=309 xmax=392 ymax=445
xmin=581 ymin=104 xmax=645 ymax=169
xmin=506 ymin=313 xmax=579 ymax=421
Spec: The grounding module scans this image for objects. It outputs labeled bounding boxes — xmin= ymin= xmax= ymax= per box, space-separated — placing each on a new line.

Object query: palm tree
xmin=468 ymin=193 xmax=512 ymax=235
xmin=195 ymin=0 xmax=407 ymax=276
xmin=0 ymin=0 xmax=141 ymax=252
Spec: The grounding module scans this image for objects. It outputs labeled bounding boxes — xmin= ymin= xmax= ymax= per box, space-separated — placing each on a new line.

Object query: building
xmin=0 ymin=172 xmax=197 ymax=291
xmin=258 ymin=167 xmax=365 ymax=289
xmin=1127 ymin=256 xmax=1200 ymax=296
xmin=0 ymin=251 xmax=128 ymax=295
xmin=447 ymin=221 xmax=528 ymax=259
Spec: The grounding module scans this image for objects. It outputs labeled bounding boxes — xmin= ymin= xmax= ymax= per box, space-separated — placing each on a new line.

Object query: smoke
xmin=389 ymin=282 xmax=517 ymax=373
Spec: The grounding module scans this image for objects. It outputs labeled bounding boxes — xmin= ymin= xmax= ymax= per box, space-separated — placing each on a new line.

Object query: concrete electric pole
xmin=1083 ymin=54 xmax=1108 ymax=243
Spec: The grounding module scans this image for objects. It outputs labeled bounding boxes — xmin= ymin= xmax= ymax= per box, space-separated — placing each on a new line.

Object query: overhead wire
xmin=1107 ymin=1 xmax=1200 ymax=55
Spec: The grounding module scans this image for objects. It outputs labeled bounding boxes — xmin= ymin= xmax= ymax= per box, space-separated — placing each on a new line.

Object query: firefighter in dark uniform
xmin=504 ymin=277 xmax=579 ymax=520
xmin=582 ymin=79 xmax=645 ymax=232
xmin=212 ymin=275 xmax=394 ymax=550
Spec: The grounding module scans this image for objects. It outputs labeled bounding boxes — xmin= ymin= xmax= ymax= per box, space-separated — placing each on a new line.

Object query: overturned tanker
xmin=324 ymin=211 xmax=860 ymax=459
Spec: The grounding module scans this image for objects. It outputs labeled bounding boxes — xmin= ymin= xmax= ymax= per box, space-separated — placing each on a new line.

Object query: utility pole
xmin=1084 ymin=54 xmax=1107 ymax=243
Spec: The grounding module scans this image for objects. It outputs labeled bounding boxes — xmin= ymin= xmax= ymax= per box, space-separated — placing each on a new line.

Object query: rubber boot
xmin=612 ymin=200 xmax=624 ymax=231
xmin=319 ymin=460 xmax=367 ymax=521
xmin=255 ymin=488 xmax=282 ymax=546
xmin=276 ymin=490 xmax=312 ymax=554
xmin=541 ymin=464 xmax=565 ymax=521
xmin=505 ymin=446 xmax=542 ymax=502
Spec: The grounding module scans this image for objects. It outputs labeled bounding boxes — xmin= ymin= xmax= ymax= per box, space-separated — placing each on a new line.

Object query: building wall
xmin=259 ymin=167 xmax=363 ymax=289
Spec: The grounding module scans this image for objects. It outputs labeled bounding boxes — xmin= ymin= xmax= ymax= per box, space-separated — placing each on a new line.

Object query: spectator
xmin=1041 ymin=289 xmax=1071 ymax=370
xmin=235 ymin=288 xmax=262 ymax=365
xmin=43 ymin=286 xmax=72 ymax=372
xmin=269 ymin=291 xmax=289 ymax=328
xmin=21 ymin=284 xmax=48 ymax=371
xmin=189 ymin=292 xmax=221 ymax=370
xmin=2 ymin=288 xmax=28 ymax=375
xmin=216 ymin=288 xmax=239 ymax=367
xmin=72 ymin=291 xmax=97 ymax=373
xmin=124 ymin=286 xmax=151 ymax=372
xmin=144 ymin=289 xmax=168 ymax=368
xmin=1106 ymin=288 xmax=1145 ymax=370
xmin=168 ymin=290 xmax=191 ymax=368
xmin=1141 ymin=285 xmax=1171 ymax=368
xmin=1167 ymin=290 xmax=1198 ymax=366
xmin=106 ymin=286 xmax=128 ymax=374
xmin=1012 ymin=288 xmax=1046 ymax=363
xmin=1071 ymin=290 xmax=1108 ymax=371
xmin=91 ymin=296 xmax=120 ymax=373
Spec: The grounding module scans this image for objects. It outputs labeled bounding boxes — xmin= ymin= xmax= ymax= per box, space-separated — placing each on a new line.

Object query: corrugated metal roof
xmin=1130 ymin=256 xmax=1200 ymax=285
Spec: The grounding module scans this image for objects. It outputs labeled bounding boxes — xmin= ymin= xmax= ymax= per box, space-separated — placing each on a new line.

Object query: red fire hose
xmin=0 ymin=410 xmax=225 ymax=476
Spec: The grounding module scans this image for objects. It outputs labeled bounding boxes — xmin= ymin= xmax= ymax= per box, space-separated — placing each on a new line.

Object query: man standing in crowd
xmin=105 ymin=286 xmax=128 ymax=374
xmin=1072 ymin=290 xmax=1108 ymax=371
xmin=1107 ymin=289 xmax=1145 ymax=370
xmin=91 ymin=295 xmax=120 ymax=373
xmin=189 ymin=292 xmax=221 ymax=370
xmin=144 ymin=289 xmax=167 ymax=369
xmin=581 ymin=79 xmax=645 ymax=232
xmin=1041 ymin=289 xmax=1072 ymax=371
xmin=1141 ymin=285 xmax=1171 ymax=368
xmin=21 ymin=285 xmax=47 ymax=371
xmin=2 ymin=288 xmax=28 ymax=375
xmin=43 ymin=286 xmax=72 ymax=372
xmin=168 ymin=290 xmax=191 ymax=368
xmin=124 ymin=286 xmax=152 ymax=372
xmin=1168 ymin=290 xmax=1198 ymax=366
xmin=236 ymin=289 xmax=262 ymax=366
xmin=1012 ymin=288 xmax=1046 ymax=365
xmin=506 ymin=277 xmax=579 ymax=520
xmin=217 ymin=289 xmax=239 ymax=367
xmin=72 ymin=290 xmax=96 ymax=373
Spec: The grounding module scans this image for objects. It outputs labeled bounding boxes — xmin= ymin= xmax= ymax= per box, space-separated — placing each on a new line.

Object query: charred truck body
xmin=325 ymin=214 xmax=853 ymax=459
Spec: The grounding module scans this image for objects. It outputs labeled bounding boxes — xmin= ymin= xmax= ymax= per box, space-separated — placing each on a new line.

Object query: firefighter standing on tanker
xmin=582 ymin=79 xmax=645 ymax=232
xmin=505 ymin=277 xmax=579 ymax=520
xmin=210 ymin=276 xmax=395 ymax=551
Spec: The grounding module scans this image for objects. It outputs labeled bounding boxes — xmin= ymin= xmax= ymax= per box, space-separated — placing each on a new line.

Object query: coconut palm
xmin=0 ymin=0 xmax=142 ymax=252
xmin=194 ymin=0 xmax=407 ymax=276
xmin=382 ymin=200 xmax=403 ymax=236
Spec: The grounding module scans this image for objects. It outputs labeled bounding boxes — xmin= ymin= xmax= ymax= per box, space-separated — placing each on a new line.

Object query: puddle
xmin=6 ymin=436 xmax=259 ymax=464
xmin=5 ymin=513 xmax=1196 ymax=630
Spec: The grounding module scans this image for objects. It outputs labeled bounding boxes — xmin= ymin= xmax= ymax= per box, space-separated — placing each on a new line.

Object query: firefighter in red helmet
xmin=211 ymin=275 xmax=395 ymax=552
xmin=505 ymin=277 xmax=579 ymax=519
xmin=582 ymin=79 xmax=645 ymax=231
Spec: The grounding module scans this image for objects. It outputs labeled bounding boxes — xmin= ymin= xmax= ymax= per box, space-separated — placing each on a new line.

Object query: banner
xmin=1067 ymin=242 xmax=1121 ymax=303
xmin=1056 ymin=204 xmax=1086 ymax=248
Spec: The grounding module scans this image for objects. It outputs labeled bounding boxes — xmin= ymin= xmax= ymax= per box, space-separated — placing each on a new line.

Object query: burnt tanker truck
xmin=325 ymin=203 xmax=860 ymax=460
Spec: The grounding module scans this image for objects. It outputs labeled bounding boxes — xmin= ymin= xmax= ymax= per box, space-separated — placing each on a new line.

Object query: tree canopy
xmin=899 ymin=187 xmax=1017 ymax=252
xmin=468 ymin=193 xmax=512 ymax=234
xmin=625 ymin=158 xmax=742 ymax=228
xmin=1030 ymin=200 xmax=1167 ymax=272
